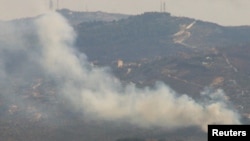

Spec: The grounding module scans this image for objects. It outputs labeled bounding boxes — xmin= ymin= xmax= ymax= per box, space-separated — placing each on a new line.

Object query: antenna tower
xmin=57 ymin=0 xmax=59 ymax=10
xmin=163 ymin=2 xmax=166 ymax=12
xmin=160 ymin=1 xmax=162 ymax=12
xmin=49 ymin=0 xmax=53 ymax=10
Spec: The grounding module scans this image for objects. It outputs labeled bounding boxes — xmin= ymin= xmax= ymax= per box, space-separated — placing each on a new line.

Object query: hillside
xmin=58 ymin=9 xmax=129 ymax=25
xmin=74 ymin=10 xmax=250 ymax=129
xmin=74 ymin=12 xmax=250 ymax=63
xmin=1 ymin=10 xmax=250 ymax=141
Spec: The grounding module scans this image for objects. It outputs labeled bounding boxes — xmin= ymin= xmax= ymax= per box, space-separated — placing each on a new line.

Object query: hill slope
xmin=74 ymin=12 xmax=250 ymax=63
xmin=1 ymin=10 xmax=250 ymax=141
xmin=73 ymin=11 xmax=250 ymax=123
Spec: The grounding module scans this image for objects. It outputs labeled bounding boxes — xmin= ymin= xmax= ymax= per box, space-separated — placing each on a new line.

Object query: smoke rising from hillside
xmin=0 ymin=12 xmax=241 ymax=132
xmin=36 ymin=12 xmax=241 ymax=131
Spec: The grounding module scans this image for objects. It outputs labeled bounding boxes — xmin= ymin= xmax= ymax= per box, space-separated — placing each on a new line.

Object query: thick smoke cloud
xmin=0 ymin=12 xmax=241 ymax=132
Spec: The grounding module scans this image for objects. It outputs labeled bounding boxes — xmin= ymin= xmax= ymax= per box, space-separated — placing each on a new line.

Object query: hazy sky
xmin=0 ymin=0 xmax=250 ymax=26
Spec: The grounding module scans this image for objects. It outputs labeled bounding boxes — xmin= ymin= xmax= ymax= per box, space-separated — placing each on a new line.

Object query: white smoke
xmin=34 ymin=12 xmax=241 ymax=132
xmin=0 ymin=11 xmax=240 ymax=133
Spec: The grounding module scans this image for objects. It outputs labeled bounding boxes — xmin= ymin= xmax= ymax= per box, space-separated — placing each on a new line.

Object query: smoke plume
xmin=0 ymin=11 xmax=241 ymax=132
